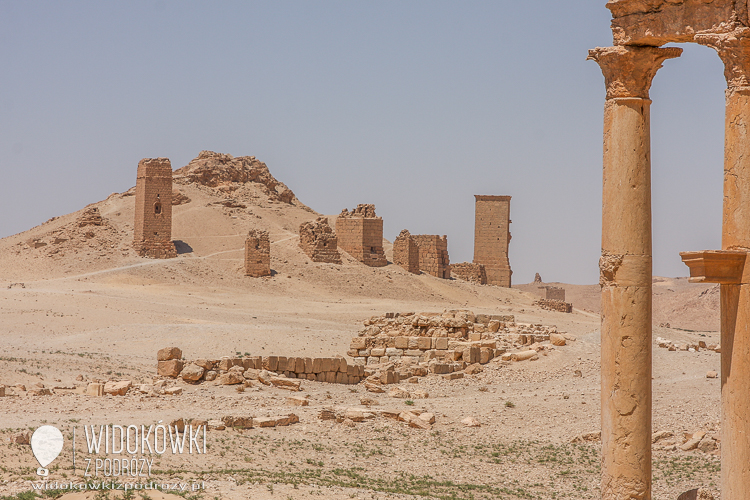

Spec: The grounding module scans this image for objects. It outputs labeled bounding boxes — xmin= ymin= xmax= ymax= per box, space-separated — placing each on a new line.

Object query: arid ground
xmin=0 ymin=155 xmax=723 ymax=499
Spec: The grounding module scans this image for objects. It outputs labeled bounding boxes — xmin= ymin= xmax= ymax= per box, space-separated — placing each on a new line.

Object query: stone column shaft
xmin=588 ymin=45 xmax=681 ymax=500
xmin=697 ymin=30 xmax=750 ymax=499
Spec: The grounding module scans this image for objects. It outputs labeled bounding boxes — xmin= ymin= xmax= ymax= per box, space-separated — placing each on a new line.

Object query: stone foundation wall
xmin=542 ymin=286 xmax=566 ymax=301
xmin=451 ymin=262 xmax=487 ymax=284
xmin=244 ymin=229 xmax=270 ymax=277
xmin=336 ymin=205 xmax=387 ymax=267
xmin=534 ymin=299 xmax=573 ymax=313
xmin=157 ymin=348 xmax=363 ymax=385
xmin=393 ymin=230 xmax=420 ymax=274
xmin=133 ymin=158 xmax=177 ymax=259
xmin=299 ymin=217 xmax=342 ymax=264
xmin=412 ymin=235 xmax=450 ymax=279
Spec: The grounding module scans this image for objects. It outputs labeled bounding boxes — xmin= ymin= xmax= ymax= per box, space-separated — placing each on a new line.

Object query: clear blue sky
xmin=0 ymin=1 xmax=728 ymax=284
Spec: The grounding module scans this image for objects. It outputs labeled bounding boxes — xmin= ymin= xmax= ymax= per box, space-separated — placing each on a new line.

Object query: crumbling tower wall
xmin=133 ymin=158 xmax=177 ymax=259
xmin=245 ymin=229 xmax=271 ymax=277
xmin=393 ymin=229 xmax=420 ymax=274
xmin=473 ymin=195 xmax=511 ymax=287
xmin=299 ymin=217 xmax=342 ymax=264
xmin=335 ymin=204 xmax=387 ymax=267
xmin=451 ymin=262 xmax=487 ymax=284
xmin=412 ymin=235 xmax=450 ymax=279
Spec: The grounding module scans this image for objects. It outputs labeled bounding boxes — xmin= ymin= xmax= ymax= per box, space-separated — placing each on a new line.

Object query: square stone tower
xmin=133 ymin=158 xmax=177 ymax=259
xmin=245 ymin=229 xmax=271 ymax=277
xmin=473 ymin=195 xmax=511 ymax=287
xmin=335 ymin=204 xmax=387 ymax=267
xmin=412 ymin=234 xmax=450 ymax=279
xmin=393 ymin=229 xmax=420 ymax=274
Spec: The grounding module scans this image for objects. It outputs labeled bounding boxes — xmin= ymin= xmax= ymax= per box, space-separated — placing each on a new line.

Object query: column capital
xmin=587 ymin=45 xmax=682 ymax=100
xmin=696 ymin=27 xmax=750 ymax=91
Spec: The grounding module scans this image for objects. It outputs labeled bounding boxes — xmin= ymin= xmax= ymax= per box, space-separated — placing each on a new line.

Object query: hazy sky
xmin=0 ymin=1 xmax=729 ymax=284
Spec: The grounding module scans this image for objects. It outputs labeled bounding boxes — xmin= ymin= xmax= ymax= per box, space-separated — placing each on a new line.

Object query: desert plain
xmin=0 ymin=154 xmax=724 ymax=499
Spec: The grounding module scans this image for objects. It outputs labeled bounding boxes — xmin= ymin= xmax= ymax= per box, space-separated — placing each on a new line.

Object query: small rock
xmin=164 ymin=387 xmax=183 ymax=395
xmin=464 ymin=363 xmax=483 ymax=375
xmin=549 ymin=333 xmax=566 ymax=346
xmin=419 ymin=412 xmax=436 ymax=424
xmin=461 ymin=417 xmax=481 ymax=428
xmin=706 ymin=371 xmax=718 ymax=379
xmin=180 ymin=364 xmax=205 ymax=382
xmin=571 ymin=431 xmax=601 ymax=443
xmin=697 ymin=436 xmax=717 ymax=453
xmin=388 ymin=386 xmax=411 ymax=399
xmin=216 ymin=372 xmax=244 ymax=385
xmin=365 ymin=382 xmax=385 ymax=393
xmin=11 ymin=431 xmax=31 ymax=445
xmin=652 ymin=430 xmax=673 ymax=443
xmin=286 ymin=396 xmax=309 ymax=406
xmin=104 ymin=380 xmax=132 ymax=396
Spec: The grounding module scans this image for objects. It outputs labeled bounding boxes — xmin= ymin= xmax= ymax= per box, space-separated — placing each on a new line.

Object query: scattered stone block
xmin=164 ymin=387 xmax=183 ymax=395
xmin=104 ymin=380 xmax=132 ymax=396
xmin=180 ymin=364 xmax=205 ymax=382
xmin=255 ymin=417 xmax=277 ymax=428
xmin=217 ymin=372 xmax=244 ymax=385
xmin=207 ymin=419 xmax=225 ymax=430
xmin=157 ymin=347 xmax=182 ymax=361
xmin=511 ymin=350 xmax=538 ymax=362
xmin=388 ymin=387 xmax=411 ymax=398
xmin=86 ymin=383 xmax=105 ymax=396
xmin=158 ymin=360 xmax=184 ymax=378
xmin=286 ymin=396 xmax=309 ymax=406
xmin=222 ymin=416 xmax=253 ymax=429
xmin=706 ymin=371 xmax=718 ymax=379
xmin=28 ymin=388 xmax=53 ymax=396
xmin=270 ymin=377 xmax=302 ymax=391
xmin=652 ymin=430 xmax=673 ymax=443
xmin=550 ymin=333 xmax=566 ymax=346
xmin=570 ymin=431 xmax=601 ymax=443
xmin=464 ymin=363 xmax=483 ymax=375
xmin=442 ymin=372 xmax=464 ymax=380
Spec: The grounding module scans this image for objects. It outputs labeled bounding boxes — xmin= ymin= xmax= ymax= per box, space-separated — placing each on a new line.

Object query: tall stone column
xmin=696 ymin=29 xmax=750 ymax=500
xmin=588 ymin=45 xmax=681 ymax=500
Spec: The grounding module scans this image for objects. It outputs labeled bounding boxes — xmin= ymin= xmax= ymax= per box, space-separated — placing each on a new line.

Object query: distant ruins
xmin=473 ymin=195 xmax=511 ymax=287
xmin=336 ymin=204 xmax=387 ymax=267
xmin=393 ymin=230 xmax=420 ymax=274
xmin=591 ymin=2 xmax=750 ymax=497
xmin=412 ymin=235 xmax=450 ymax=279
xmin=450 ymin=262 xmax=487 ymax=284
xmin=133 ymin=158 xmax=177 ymax=259
xmin=298 ymin=217 xmax=342 ymax=264
xmin=244 ymin=229 xmax=271 ymax=277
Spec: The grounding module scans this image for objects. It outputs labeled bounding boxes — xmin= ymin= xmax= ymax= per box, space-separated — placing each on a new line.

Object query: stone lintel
xmin=696 ymin=28 xmax=750 ymax=89
xmin=607 ymin=0 xmax=739 ymax=46
xmin=588 ymin=45 xmax=682 ymax=100
xmin=680 ymin=250 xmax=747 ymax=284
xmin=474 ymin=195 xmax=511 ymax=202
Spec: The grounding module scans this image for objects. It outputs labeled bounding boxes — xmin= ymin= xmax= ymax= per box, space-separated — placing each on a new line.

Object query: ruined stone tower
xmin=412 ymin=234 xmax=450 ymax=279
xmin=335 ymin=204 xmax=387 ymax=267
xmin=133 ymin=158 xmax=177 ymax=259
xmin=244 ymin=229 xmax=271 ymax=277
xmin=473 ymin=195 xmax=511 ymax=287
xmin=393 ymin=229 xmax=420 ymax=274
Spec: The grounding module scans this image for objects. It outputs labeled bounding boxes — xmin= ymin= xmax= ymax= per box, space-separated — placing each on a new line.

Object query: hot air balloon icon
xmin=30 ymin=426 xmax=64 ymax=477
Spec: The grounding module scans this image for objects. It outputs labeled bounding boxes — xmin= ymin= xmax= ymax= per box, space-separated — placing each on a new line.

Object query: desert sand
xmin=0 ymin=153 xmax=722 ymax=499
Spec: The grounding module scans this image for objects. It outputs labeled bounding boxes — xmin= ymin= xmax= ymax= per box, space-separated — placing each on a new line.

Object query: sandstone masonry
xmin=451 ymin=262 xmax=487 ymax=284
xmin=299 ymin=217 xmax=341 ymax=264
xmin=473 ymin=195 xmax=511 ymax=286
xmin=393 ymin=230 xmax=419 ymax=274
xmin=133 ymin=158 xmax=177 ymax=259
xmin=335 ymin=204 xmax=387 ymax=267
xmin=244 ymin=229 xmax=270 ymax=277
xmin=412 ymin=235 xmax=450 ymax=279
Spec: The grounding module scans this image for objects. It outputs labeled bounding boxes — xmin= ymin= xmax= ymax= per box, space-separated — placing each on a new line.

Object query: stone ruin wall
xmin=133 ymin=158 xmax=177 ymax=259
xmin=534 ymin=299 xmax=573 ymax=313
xmin=473 ymin=195 xmax=511 ymax=287
xmin=451 ymin=262 xmax=487 ymax=284
xmin=348 ymin=310 xmax=569 ymax=382
xmin=157 ymin=347 xmax=364 ymax=386
xmin=244 ymin=229 xmax=270 ymax=277
xmin=411 ymin=234 xmax=451 ymax=279
xmin=335 ymin=204 xmax=387 ymax=267
xmin=393 ymin=229 xmax=420 ymax=274
xmin=298 ymin=217 xmax=342 ymax=264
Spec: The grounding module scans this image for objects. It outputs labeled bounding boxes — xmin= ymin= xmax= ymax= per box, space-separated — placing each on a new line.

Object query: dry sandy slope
xmin=0 ymin=156 xmax=723 ymax=499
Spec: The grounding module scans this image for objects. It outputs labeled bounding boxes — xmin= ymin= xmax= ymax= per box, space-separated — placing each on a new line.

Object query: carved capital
xmin=696 ymin=27 xmax=750 ymax=90
xmin=587 ymin=45 xmax=682 ymax=99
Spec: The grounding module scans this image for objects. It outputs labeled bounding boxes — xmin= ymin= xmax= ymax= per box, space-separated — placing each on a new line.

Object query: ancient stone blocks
xmin=299 ymin=217 xmax=342 ymax=264
xmin=133 ymin=158 xmax=177 ymax=259
xmin=335 ymin=204 xmax=387 ymax=267
xmin=412 ymin=235 xmax=450 ymax=279
xmin=244 ymin=229 xmax=271 ymax=277
xmin=393 ymin=229 xmax=419 ymax=274
xmin=473 ymin=195 xmax=511 ymax=287
xmin=451 ymin=262 xmax=487 ymax=284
